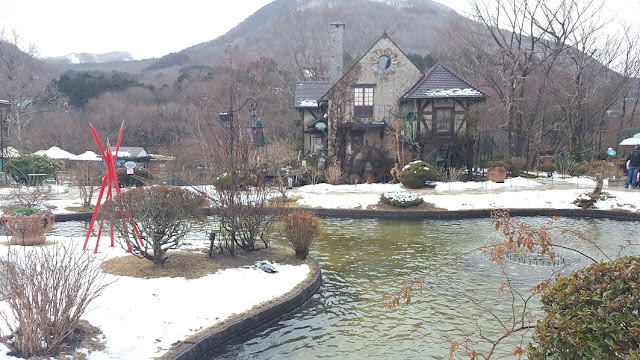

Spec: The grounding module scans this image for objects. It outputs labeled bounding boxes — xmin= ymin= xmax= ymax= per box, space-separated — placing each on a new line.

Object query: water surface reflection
xmin=208 ymin=217 xmax=639 ymax=360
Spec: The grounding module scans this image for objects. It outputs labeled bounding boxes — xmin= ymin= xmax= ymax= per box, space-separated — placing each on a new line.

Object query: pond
xmin=39 ymin=216 xmax=640 ymax=359
xmin=206 ymin=216 xmax=639 ymax=359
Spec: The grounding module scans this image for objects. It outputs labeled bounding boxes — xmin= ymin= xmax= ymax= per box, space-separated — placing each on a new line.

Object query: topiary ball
xmin=212 ymin=171 xmax=258 ymax=190
xmin=400 ymin=161 xmax=438 ymax=189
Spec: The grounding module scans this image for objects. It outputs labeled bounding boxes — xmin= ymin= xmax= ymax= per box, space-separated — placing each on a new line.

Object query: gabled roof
xmin=403 ymin=64 xmax=486 ymax=100
xmin=295 ymin=81 xmax=332 ymax=108
xmin=321 ymin=32 xmax=421 ymax=101
xmin=109 ymin=146 xmax=148 ymax=158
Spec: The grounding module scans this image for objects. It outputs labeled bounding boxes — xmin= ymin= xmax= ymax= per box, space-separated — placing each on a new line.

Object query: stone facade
xmin=294 ymin=28 xmax=486 ymax=181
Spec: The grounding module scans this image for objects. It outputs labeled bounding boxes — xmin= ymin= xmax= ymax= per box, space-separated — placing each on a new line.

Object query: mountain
xmin=46 ymin=0 xmax=462 ymax=86
xmin=45 ymin=51 xmax=135 ymax=65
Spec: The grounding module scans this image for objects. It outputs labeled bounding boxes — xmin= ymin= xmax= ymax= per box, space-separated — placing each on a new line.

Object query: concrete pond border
xmin=53 ymin=207 xmax=640 ymax=359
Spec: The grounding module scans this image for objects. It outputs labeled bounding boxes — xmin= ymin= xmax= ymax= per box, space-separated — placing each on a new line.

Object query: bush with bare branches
xmin=0 ymin=242 xmax=110 ymax=357
xmin=283 ymin=210 xmax=321 ymax=259
xmin=4 ymin=186 xmax=52 ymax=209
xmin=100 ymin=186 xmax=207 ymax=265
xmin=69 ymin=162 xmax=103 ymax=208
xmin=211 ymin=182 xmax=281 ymax=255
xmin=324 ymin=162 xmax=342 ymax=185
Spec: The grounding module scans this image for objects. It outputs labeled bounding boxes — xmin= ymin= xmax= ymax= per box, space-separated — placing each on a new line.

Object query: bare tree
xmin=69 ymin=161 xmax=103 ymax=208
xmin=0 ymin=29 xmax=48 ymax=152
xmin=438 ymin=0 xmax=627 ymax=161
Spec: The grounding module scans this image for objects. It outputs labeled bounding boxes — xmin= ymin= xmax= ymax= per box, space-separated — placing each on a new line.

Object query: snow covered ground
xmin=0 ymin=176 xmax=637 ymax=359
xmin=291 ymin=176 xmax=640 ymax=212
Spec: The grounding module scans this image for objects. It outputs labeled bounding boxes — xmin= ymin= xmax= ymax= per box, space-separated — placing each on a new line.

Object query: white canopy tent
xmin=34 ymin=146 xmax=76 ymax=159
xmin=70 ymin=150 xmax=102 ymax=161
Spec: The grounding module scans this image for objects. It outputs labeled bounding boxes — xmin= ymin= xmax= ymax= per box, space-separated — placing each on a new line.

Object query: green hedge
xmin=528 ymin=256 xmax=640 ymax=359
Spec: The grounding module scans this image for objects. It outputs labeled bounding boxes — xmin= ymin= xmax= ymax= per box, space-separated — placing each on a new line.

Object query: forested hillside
xmin=0 ymin=0 xmax=638 ymax=184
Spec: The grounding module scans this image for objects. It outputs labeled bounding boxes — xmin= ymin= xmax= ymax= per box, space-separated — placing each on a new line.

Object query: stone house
xmin=295 ymin=23 xmax=486 ymax=181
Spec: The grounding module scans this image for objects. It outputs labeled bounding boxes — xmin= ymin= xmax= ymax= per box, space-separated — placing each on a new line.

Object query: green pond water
xmin=206 ymin=216 xmax=639 ymax=360
xmin=43 ymin=217 xmax=639 ymax=359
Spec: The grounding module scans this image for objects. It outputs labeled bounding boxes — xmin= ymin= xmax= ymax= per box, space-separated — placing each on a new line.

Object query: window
xmin=351 ymin=131 xmax=364 ymax=151
xmin=310 ymin=136 xmax=324 ymax=153
xmin=435 ymin=108 xmax=454 ymax=135
xmin=354 ymin=87 xmax=374 ymax=118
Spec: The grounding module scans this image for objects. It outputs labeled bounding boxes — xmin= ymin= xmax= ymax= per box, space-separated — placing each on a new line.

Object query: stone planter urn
xmin=487 ymin=166 xmax=507 ymax=183
xmin=0 ymin=211 xmax=55 ymax=246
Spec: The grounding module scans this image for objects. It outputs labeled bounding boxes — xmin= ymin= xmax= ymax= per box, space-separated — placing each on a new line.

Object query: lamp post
xmin=219 ymin=97 xmax=259 ymax=194
xmin=0 ymin=100 xmax=11 ymax=174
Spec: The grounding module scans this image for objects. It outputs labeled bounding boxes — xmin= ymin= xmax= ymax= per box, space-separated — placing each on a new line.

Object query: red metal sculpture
xmin=83 ymin=122 xmax=143 ymax=253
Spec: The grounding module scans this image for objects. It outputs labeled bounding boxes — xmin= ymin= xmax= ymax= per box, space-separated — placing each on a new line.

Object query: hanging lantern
xmin=246 ymin=126 xmax=263 ymax=143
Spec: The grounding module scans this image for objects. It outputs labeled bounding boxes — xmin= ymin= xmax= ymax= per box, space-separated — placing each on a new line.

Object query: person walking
xmin=625 ymin=145 xmax=640 ymax=188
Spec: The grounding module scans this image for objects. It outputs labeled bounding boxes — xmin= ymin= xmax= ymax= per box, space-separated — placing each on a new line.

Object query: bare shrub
xmin=5 ymin=186 xmax=52 ymax=208
xmin=283 ymin=210 xmax=321 ymax=260
xmin=0 ymin=242 xmax=110 ymax=357
xmin=69 ymin=162 xmax=103 ymax=208
xmin=324 ymin=162 xmax=342 ymax=185
xmin=302 ymin=165 xmax=322 ymax=185
xmin=508 ymin=157 xmax=527 ymax=175
xmin=435 ymin=167 xmax=466 ymax=182
xmin=556 ymin=160 xmax=580 ymax=177
xmin=100 ymin=186 xmax=207 ymax=265
xmin=211 ymin=182 xmax=281 ymax=255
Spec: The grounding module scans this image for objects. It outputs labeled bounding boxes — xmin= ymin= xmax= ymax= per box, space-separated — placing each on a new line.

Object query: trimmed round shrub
xmin=381 ymin=191 xmax=424 ymax=208
xmin=283 ymin=210 xmax=321 ymax=260
xmin=115 ymin=167 xmax=153 ymax=187
xmin=212 ymin=171 xmax=257 ymax=190
xmin=528 ymin=256 xmax=640 ymax=359
xmin=400 ymin=161 xmax=438 ymax=189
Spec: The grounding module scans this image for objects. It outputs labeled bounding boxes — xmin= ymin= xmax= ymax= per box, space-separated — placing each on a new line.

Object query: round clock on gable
xmin=377 ymin=55 xmax=391 ymax=70
xmin=371 ymin=48 xmax=398 ymax=75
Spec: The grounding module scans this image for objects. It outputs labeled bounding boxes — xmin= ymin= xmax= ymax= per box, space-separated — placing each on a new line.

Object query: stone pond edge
xmin=158 ymin=257 xmax=323 ymax=360
xmin=52 ymin=208 xmax=640 ymax=359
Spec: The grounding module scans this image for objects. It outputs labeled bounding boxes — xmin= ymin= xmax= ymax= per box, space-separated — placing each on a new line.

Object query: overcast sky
xmin=1 ymin=0 xmax=638 ymax=60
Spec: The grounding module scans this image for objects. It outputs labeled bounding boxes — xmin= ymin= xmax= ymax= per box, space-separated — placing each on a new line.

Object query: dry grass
xmin=23 ymin=320 xmax=105 ymax=360
xmin=63 ymin=206 xmax=94 ymax=213
xmin=0 ymin=240 xmax=56 ymax=247
xmin=102 ymin=245 xmax=303 ymax=280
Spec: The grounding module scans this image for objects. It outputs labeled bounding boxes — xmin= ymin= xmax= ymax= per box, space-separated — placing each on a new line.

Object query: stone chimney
xmin=329 ymin=22 xmax=345 ymax=84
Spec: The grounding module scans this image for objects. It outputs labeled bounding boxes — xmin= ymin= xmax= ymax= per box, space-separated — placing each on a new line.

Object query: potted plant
xmin=487 ymin=160 xmax=508 ymax=183
xmin=1 ymin=206 xmax=55 ymax=245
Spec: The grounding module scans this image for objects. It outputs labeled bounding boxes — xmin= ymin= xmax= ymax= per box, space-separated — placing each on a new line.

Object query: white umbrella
xmin=619 ymin=138 xmax=640 ymax=145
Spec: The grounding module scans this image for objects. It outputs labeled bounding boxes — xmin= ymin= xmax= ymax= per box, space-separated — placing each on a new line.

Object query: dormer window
xmin=354 ymin=86 xmax=374 ymax=118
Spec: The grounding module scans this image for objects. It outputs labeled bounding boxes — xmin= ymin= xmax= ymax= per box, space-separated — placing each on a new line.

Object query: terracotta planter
xmin=1 ymin=211 xmax=55 ymax=246
xmin=487 ymin=166 xmax=507 ymax=183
